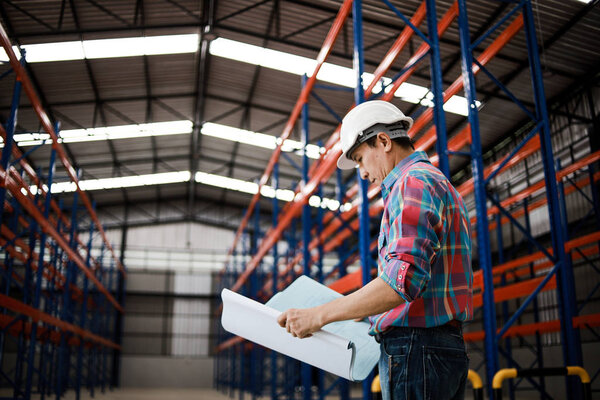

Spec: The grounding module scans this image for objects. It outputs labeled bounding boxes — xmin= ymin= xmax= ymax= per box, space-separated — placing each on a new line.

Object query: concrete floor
xmin=0 ymin=388 xmax=233 ymax=400
xmin=0 ymin=388 xmax=550 ymax=399
xmin=61 ymin=388 xmax=234 ymax=400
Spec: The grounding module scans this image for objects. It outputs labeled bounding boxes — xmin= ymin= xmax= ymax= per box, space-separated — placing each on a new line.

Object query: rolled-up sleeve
xmin=379 ymin=175 xmax=442 ymax=302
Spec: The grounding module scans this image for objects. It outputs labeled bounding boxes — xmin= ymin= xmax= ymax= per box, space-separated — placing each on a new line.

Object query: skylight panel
xmin=6 ymin=120 xmax=193 ymax=147
xmin=209 ymin=37 xmax=480 ymax=116
xmin=202 ymin=122 xmax=323 ymax=159
xmin=36 ymin=169 xmax=344 ymax=211
xmin=0 ymin=34 xmax=482 ymax=116
xmin=0 ymin=34 xmax=199 ymax=63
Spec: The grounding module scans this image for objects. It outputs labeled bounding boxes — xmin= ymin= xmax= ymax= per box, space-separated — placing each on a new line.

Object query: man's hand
xmin=277 ymin=307 xmax=323 ymax=339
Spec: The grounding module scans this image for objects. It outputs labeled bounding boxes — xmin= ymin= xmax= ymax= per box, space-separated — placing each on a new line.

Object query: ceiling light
xmin=202 ymin=122 xmax=323 ymax=159
xmin=4 ymin=120 xmax=323 ymax=158
xmin=6 ymin=120 xmax=193 ymax=147
xmin=0 ymin=34 xmax=481 ymax=116
xmin=210 ymin=37 xmax=480 ymax=116
xmin=0 ymin=34 xmax=198 ymax=63
xmin=32 ymin=168 xmax=341 ymax=211
xmin=46 ymin=171 xmax=192 ymax=194
xmin=194 ymin=171 xmax=339 ymax=210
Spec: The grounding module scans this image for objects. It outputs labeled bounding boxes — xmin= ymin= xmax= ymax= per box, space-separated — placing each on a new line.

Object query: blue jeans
xmin=377 ymin=324 xmax=469 ymax=400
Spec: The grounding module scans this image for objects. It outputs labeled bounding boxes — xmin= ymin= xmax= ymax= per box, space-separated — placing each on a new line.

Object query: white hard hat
xmin=337 ymin=100 xmax=413 ymax=170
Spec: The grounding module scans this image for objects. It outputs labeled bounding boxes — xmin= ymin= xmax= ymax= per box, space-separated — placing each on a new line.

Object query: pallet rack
xmin=0 ymin=21 xmax=125 ymax=400
xmin=215 ymin=1 xmax=600 ymax=399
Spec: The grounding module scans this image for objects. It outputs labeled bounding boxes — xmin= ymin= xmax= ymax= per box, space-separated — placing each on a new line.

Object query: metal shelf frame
xmin=215 ymin=1 xmax=599 ymax=399
xmin=0 ymin=20 xmax=125 ymax=400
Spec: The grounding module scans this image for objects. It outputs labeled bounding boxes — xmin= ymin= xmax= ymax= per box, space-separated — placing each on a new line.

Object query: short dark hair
xmin=364 ymin=134 xmax=415 ymax=150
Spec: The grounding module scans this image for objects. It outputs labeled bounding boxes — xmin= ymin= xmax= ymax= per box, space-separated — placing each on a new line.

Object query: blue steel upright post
xmin=522 ymin=2 xmax=582 ymax=397
xmin=301 ymin=73 xmax=313 ymax=400
xmin=456 ymin=0 xmax=499 ymax=394
xmin=352 ymin=1 xmax=374 ymax=399
xmin=0 ymin=54 xmax=22 ymax=229
xmin=0 ymin=54 xmax=21 ymax=399
xmin=25 ymin=142 xmax=57 ymax=400
xmin=271 ymin=162 xmax=279 ymax=400
xmin=76 ymin=207 xmax=96 ymax=400
xmin=56 ymin=185 xmax=80 ymax=398
xmin=425 ymin=0 xmax=450 ymax=179
xmin=335 ymin=169 xmax=350 ymax=400
xmin=251 ymin=199 xmax=261 ymax=400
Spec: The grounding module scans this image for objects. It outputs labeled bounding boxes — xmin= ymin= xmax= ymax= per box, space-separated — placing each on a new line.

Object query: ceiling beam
xmin=187 ymin=0 xmax=215 ymax=219
xmin=220 ymin=0 xmax=279 ymax=205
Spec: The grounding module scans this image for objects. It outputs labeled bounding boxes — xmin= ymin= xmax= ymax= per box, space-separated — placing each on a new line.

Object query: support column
xmin=352 ymin=1 xmax=374 ymax=399
xmin=522 ymin=3 xmax=582 ymax=398
xmin=456 ymin=0 xmax=499 ymax=394
xmin=300 ymin=73 xmax=313 ymax=400
xmin=425 ymin=0 xmax=450 ymax=178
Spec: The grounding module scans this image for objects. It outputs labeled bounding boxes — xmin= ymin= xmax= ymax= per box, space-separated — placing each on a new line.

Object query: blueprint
xmin=220 ymin=275 xmax=380 ymax=381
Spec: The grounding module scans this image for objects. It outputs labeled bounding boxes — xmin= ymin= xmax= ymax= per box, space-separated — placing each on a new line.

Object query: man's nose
xmin=359 ymin=167 xmax=368 ymax=180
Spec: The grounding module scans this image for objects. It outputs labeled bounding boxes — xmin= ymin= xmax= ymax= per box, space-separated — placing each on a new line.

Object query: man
xmin=277 ymin=100 xmax=473 ymax=400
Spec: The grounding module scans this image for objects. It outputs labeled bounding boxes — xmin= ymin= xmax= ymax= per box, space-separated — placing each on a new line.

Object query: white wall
xmin=113 ymin=222 xmax=228 ymax=388
xmin=125 ymin=222 xmax=234 ymax=251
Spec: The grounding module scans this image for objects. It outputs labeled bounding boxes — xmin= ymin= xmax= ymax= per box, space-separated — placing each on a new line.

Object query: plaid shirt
xmin=369 ymin=151 xmax=473 ymax=334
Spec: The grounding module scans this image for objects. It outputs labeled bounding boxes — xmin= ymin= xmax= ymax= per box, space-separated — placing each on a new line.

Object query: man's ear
xmin=377 ymin=132 xmax=393 ymax=152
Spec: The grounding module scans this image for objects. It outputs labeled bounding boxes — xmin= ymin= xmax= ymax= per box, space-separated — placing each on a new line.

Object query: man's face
xmin=350 ymin=140 xmax=387 ymax=185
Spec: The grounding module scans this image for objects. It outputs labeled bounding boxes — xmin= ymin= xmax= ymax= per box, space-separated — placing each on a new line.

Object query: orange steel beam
xmin=0 ymin=24 xmax=124 ymax=277
xmin=0 ymin=294 xmax=119 ymax=349
xmin=472 ymin=230 xmax=600 ymax=288
xmin=429 ymin=125 xmax=472 ymax=166
xmin=216 ymin=336 xmax=245 ymax=353
xmin=0 ymin=168 xmax=122 ymax=311
xmin=484 ymin=150 xmax=600 ymax=219
xmin=0 ymin=122 xmax=105 ymax=276
xmin=458 ymin=136 xmax=541 ymax=198
xmin=3 ymin=201 xmax=103 ymax=288
xmin=2 ymin=170 xmax=106 ymax=308
xmin=0 ymin=125 xmax=97 ymax=263
xmin=228 ymin=0 xmax=354 ymax=262
xmin=471 ymin=153 xmax=600 ymax=236
xmin=485 ymin=178 xmax=587 ymax=232
xmin=484 ymin=243 xmax=599 ymax=288
xmin=2 ymin=193 xmax=103 ymax=281
xmin=464 ymin=313 xmax=600 ymax=342
xmin=380 ymin=1 xmax=459 ymax=105
xmin=0 ymin=315 xmax=87 ymax=347
xmin=0 ymin=136 xmax=112 ymax=307
xmin=261 ymin=200 xmax=383 ymax=296
xmin=0 ymin=226 xmax=97 ymax=308
xmin=476 ymin=170 xmax=600 ymax=237
xmin=364 ymin=1 xmax=428 ymax=95
xmin=473 ymin=275 xmax=557 ymax=309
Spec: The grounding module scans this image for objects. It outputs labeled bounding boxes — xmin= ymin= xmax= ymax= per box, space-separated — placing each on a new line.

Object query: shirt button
xmin=401 ymin=265 xmax=406 ymax=270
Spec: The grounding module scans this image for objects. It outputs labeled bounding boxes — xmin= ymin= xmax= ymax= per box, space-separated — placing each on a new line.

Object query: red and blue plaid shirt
xmin=369 ymin=151 xmax=473 ymax=334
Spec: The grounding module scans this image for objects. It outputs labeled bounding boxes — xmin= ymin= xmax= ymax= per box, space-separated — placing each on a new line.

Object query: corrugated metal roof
xmin=0 ymin=0 xmax=598 ymax=225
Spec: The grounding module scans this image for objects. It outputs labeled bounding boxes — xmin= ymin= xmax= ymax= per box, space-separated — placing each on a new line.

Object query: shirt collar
xmin=381 ymin=151 xmax=431 ymax=196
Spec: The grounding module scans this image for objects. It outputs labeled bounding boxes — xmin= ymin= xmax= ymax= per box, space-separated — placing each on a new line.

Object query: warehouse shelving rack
xmin=215 ymin=1 xmax=600 ymax=399
xmin=0 ymin=22 xmax=125 ymax=400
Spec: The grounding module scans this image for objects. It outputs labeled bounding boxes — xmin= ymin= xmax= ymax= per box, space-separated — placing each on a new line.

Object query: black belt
xmin=374 ymin=320 xmax=463 ymax=343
